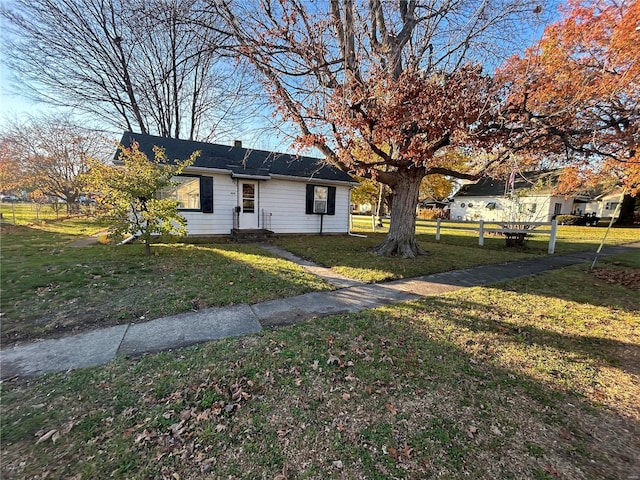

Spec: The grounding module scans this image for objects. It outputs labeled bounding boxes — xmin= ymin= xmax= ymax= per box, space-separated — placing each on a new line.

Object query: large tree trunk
xmin=373 ymin=168 xmax=428 ymax=258
xmin=613 ymin=193 xmax=638 ymax=226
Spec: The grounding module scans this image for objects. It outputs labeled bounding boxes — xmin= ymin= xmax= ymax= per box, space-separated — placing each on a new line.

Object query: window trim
xmin=306 ymin=184 xmax=336 ymax=215
xmin=313 ymin=185 xmax=328 ymax=214
xmin=159 ymin=175 xmax=213 ymax=213
xmin=241 ymin=182 xmax=256 ymax=213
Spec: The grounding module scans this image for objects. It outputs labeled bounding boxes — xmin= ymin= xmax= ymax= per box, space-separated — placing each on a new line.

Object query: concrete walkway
xmin=2 ymin=243 xmax=637 ymax=379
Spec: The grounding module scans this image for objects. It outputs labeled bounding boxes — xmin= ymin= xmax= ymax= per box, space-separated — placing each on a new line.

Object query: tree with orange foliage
xmin=215 ymin=0 xmax=547 ymax=257
xmin=0 ymin=139 xmax=25 ymax=196
xmin=495 ymin=0 xmax=639 ymax=224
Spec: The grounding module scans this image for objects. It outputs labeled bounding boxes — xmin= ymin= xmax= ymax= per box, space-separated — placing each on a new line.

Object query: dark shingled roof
xmin=456 ymin=170 xmax=561 ymax=197
xmin=118 ymin=132 xmax=355 ymax=183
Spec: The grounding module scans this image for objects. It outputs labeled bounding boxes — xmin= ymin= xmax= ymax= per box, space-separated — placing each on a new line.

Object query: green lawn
xmin=0 ymin=221 xmax=330 ymax=345
xmin=1 ymin=252 xmax=638 ymax=479
xmin=0 ymin=201 xmax=95 ymax=224
xmin=275 ymin=223 xmax=639 ymax=283
xmin=2 ymin=215 xmax=638 ymax=344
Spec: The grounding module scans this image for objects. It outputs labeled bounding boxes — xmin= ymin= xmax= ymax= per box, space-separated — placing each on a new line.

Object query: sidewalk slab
xmin=117 ymin=304 xmax=261 ymax=356
xmin=385 ymin=252 xmax=607 ymax=294
xmin=251 ymin=299 xmax=309 ymax=326
xmin=326 ymin=284 xmax=422 ymax=310
xmin=1 ymin=325 xmax=128 ymax=378
xmin=3 ymin=243 xmax=637 ymax=379
xmin=258 ymin=243 xmax=364 ymax=289
xmin=255 ymin=285 xmax=422 ymax=327
xmin=258 ymin=243 xmax=317 ymax=266
xmin=303 ymin=265 xmax=365 ymax=289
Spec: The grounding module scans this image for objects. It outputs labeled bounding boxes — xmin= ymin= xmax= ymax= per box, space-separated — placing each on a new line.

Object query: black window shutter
xmin=305 ymin=184 xmax=314 ymax=214
xmin=200 ymin=176 xmax=214 ymax=213
xmin=327 ymin=186 xmax=336 ymax=215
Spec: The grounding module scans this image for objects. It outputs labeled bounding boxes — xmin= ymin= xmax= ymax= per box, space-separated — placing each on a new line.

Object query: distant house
xmin=450 ymin=170 xmax=593 ymax=222
xmin=417 ymin=200 xmax=450 ymax=219
xmin=584 ymin=187 xmax=625 ymax=219
xmin=118 ymin=132 xmax=358 ymax=235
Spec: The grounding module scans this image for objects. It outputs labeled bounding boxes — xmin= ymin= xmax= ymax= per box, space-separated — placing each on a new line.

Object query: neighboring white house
xmin=584 ymin=187 xmax=625 ymax=219
xmin=450 ymin=170 xmax=592 ymax=222
xmin=119 ymin=132 xmax=358 ymax=235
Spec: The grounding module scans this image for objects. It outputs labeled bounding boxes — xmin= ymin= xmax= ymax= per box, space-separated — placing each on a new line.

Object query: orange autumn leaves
xmin=498 ymin=0 xmax=639 ymax=194
xmin=321 ymin=65 xmax=492 ymax=178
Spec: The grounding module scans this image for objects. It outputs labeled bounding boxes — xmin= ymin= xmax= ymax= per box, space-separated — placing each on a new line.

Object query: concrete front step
xmin=231 ymin=228 xmax=274 ymax=242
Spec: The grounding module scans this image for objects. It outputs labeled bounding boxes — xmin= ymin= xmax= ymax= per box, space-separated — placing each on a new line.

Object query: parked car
xmin=0 ymin=194 xmax=19 ymax=202
xmin=78 ymin=195 xmax=96 ymax=204
xmin=553 ymin=213 xmax=600 ymax=226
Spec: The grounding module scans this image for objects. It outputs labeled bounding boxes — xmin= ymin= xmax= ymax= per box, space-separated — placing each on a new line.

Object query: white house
xmin=584 ymin=187 xmax=625 ymax=219
xmin=450 ymin=170 xmax=586 ymax=223
xmin=119 ymin=132 xmax=358 ymax=235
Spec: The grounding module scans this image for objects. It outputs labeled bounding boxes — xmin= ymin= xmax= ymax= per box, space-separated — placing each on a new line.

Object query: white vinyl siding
xmin=178 ymin=174 xmax=235 ymax=235
xmin=176 ymin=174 xmax=351 ymax=235
xmin=260 ymin=179 xmax=350 ymax=234
xmin=451 ymin=195 xmax=565 ymax=222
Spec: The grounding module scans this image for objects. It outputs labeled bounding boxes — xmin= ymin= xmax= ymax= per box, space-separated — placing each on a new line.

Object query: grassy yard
xmin=0 ymin=201 xmax=95 ymax=225
xmin=1 ymin=252 xmax=638 ymax=479
xmin=276 ymin=223 xmax=640 ymax=282
xmin=0 ymin=221 xmax=329 ymax=345
xmin=1 ymin=215 xmax=638 ymax=344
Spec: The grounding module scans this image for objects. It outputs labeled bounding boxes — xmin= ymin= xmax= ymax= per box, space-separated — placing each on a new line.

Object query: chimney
xmin=234 ymin=140 xmax=242 ymax=148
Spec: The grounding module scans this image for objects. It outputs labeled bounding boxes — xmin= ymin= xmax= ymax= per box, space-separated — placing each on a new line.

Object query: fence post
xmin=478 ymin=220 xmax=484 ymax=246
xmin=436 ymin=218 xmax=441 ymax=241
xmin=548 ymin=219 xmax=558 ymax=254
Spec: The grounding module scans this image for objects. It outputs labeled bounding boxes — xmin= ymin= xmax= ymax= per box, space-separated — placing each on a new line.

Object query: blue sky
xmin=0 ymin=5 xmax=55 ymax=128
xmin=0 ymin=0 xmax=562 ymax=153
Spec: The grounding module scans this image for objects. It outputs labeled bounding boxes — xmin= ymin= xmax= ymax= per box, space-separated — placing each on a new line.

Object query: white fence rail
xmin=350 ymin=216 xmax=559 ymax=254
xmin=431 ymin=219 xmax=558 ymax=254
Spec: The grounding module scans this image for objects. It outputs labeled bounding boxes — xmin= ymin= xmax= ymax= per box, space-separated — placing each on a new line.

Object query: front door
xmin=239 ymin=181 xmax=259 ymax=229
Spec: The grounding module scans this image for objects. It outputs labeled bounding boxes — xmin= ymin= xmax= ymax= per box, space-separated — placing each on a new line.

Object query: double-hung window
xmin=306 ymin=184 xmax=336 ymax=215
xmin=313 ymin=186 xmax=328 ymax=214
xmin=158 ymin=175 xmax=214 ymax=213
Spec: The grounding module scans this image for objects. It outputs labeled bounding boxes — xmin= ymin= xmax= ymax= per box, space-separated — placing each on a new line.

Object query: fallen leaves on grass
xmin=385 ymin=403 xmax=398 ymax=415
xmin=590 ymin=268 xmax=640 ymax=289
xmin=35 ymin=420 xmax=76 ymax=444
xmin=4 ymin=266 xmax=640 ymax=479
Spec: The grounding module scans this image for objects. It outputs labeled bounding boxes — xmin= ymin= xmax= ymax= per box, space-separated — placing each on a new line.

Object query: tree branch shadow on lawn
xmin=335 ymin=302 xmax=640 ymax=479
xmin=424 ymin=296 xmax=640 ymax=378
xmin=1 ymin=301 xmax=639 ymax=479
xmin=0 ymin=242 xmax=331 ymax=347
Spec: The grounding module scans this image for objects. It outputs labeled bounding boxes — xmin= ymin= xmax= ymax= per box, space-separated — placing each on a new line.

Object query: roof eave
xmin=270 ymin=173 xmax=359 ymax=186
xmin=231 ymin=173 xmax=272 ymax=180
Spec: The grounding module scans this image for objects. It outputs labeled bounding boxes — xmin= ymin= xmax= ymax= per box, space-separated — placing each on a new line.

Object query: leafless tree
xmin=1 ymin=0 xmax=255 ymax=140
xmin=213 ymin=0 xmax=552 ymax=257
xmin=1 ymin=115 xmax=109 ymax=210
